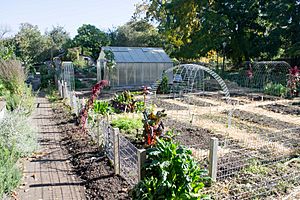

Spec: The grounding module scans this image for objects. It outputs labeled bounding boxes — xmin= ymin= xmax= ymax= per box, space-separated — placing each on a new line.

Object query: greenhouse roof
xmin=101 ymin=47 xmax=173 ymax=63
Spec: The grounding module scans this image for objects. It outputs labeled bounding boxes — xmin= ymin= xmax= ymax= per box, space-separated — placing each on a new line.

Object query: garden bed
xmin=52 ymin=103 xmax=132 ymax=200
xmin=230 ymin=109 xmax=297 ymax=129
xmin=259 ymin=103 xmax=300 ymax=116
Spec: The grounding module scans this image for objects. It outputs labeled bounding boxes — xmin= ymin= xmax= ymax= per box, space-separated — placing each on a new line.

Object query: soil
xmin=52 ymin=103 xmax=132 ymax=200
xmin=164 ymin=118 xmax=221 ymax=149
xmin=154 ymin=99 xmax=188 ymax=110
xmin=259 ymin=103 xmax=300 ymax=116
xmin=230 ymin=109 xmax=298 ymax=130
xmin=178 ymin=97 xmax=215 ymax=107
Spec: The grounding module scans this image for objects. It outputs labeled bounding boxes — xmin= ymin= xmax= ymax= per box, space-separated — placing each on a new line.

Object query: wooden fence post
xmin=137 ymin=149 xmax=147 ymax=182
xmin=113 ymin=128 xmax=120 ymax=175
xmin=209 ymin=137 xmax=219 ymax=181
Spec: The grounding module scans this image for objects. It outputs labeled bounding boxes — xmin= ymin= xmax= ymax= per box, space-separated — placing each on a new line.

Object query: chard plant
xmin=142 ymin=109 xmax=166 ymax=146
xmin=79 ymin=80 xmax=109 ymax=131
xmin=132 ymin=136 xmax=210 ymax=200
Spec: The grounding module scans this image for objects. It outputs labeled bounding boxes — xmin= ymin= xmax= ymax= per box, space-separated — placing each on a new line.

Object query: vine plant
xmin=79 ymin=80 xmax=109 ymax=131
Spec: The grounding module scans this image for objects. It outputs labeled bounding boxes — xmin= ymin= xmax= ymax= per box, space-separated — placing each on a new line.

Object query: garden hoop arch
xmin=159 ymin=64 xmax=233 ymax=127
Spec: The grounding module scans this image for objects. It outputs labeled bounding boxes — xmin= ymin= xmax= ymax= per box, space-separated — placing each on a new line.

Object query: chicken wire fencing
xmin=224 ymin=61 xmax=291 ymax=93
xmin=210 ymin=127 xmax=300 ymax=199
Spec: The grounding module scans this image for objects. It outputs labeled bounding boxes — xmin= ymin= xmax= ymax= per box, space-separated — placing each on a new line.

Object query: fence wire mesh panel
xmin=101 ymin=120 xmax=114 ymax=164
xmin=209 ymin=127 xmax=300 ymax=199
xmin=119 ymin=135 xmax=139 ymax=185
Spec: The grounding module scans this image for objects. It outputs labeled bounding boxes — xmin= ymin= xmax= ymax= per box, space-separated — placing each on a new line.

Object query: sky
xmin=0 ymin=0 xmax=141 ymax=38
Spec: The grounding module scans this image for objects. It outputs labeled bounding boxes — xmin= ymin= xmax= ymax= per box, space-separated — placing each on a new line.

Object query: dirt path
xmin=16 ymin=97 xmax=86 ymax=200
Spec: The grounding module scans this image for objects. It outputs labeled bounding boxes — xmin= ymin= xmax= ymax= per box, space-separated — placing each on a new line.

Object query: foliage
xmin=287 ymin=66 xmax=300 ymax=97
xmin=73 ymin=57 xmax=87 ymax=68
xmin=75 ymin=79 xmax=88 ymax=89
xmin=93 ymin=100 xmax=114 ymax=116
xmin=73 ymin=24 xmax=110 ymax=60
xmin=111 ymin=19 xmax=163 ymax=47
xmin=0 ymin=59 xmax=35 ymax=114
xmin=132 ymin=137 xmax=210 ymax=199
xmin=111 ymin=90 xmax=138 ymax=113
xmin=46 ymin=25 xmax=70 ymax=53
xmin=45 ymin=85 xmax=60 ymax=103
xmin=14 ymin=23 xmax=47 ymax=69
xmin=111 ymin=116 xmax=143 ymax=135
xmin=264 ymin=83 xmax=288 ymax=97
xmin=0 ymin=42 xmax=15 ymax=61
xmin=79 ymin=80 xmax=109 ymax=130
xmin=145 ymin=0 xmax=300 ymax=65
xmin=5 ymin=84 xmax=35 ymax=116
xmin=0 ymin=60 xmax=26 ymax=94
xmin=0 ymin=144 xmax=22 ymax=199
xmin=40 ymin=64 xmax=55 ymax=88
xmin=157 ymin=74 xmax=170 ymax=94
xmin=142 ymin=109 xmax=166 ymax=145
xmin=0 ymin=112 xmax=38 ymax=157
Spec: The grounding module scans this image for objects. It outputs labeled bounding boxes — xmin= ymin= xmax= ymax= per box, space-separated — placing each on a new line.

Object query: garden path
xmin=16 ymin=97 xmax=86 ymax=200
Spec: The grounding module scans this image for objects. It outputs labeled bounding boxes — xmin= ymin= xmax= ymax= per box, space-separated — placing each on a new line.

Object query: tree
xmin=0 ymin=26 xmax=15 ymax=60
xmin=14 ymin=23 xmax=47 ymax=68
xmin=145 ymin=0 xmax=300 ymax=66
xmin=45 ymin=25 xmax=70 ymax=62
xmin=111 ymin=19 xmax=163 ymax=47
xmin=73 ymin=24 xmax=110 ymax=60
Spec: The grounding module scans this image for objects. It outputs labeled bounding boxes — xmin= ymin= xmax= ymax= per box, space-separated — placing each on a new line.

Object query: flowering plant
xmin=287 ymin=66 xmax=299 ymax=97
xmin=79 ymin=80 xmax=109 ymax=131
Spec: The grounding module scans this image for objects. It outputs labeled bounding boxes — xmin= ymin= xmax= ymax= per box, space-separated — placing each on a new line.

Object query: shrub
xmin=157 ymin=74 xmax=170 ymax=94
xmin=5 ymin=84 xmax=35 ymax=116
xmin=0 ymin=60 xmax=26 ymax=94
xmin=0 ymin=112 xmax=38 ymax=157
xmin=40 ymin=64 xmax=55 ymax=88
xmin=264 ymin=83 xmax=287 ymax=97
xmin=0 ymin=144 xmax=22 ymax=199
xmin=132 ymin=137 xmax=210 ymax=200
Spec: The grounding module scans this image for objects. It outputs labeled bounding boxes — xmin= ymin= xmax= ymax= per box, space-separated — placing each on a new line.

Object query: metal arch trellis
xmin=243 ymin=61 xmax=291 ymax=91
xmin=162 ymin=64 xmax=233 ymax=127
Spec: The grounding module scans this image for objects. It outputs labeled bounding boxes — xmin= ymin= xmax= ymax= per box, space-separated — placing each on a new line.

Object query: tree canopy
xmin=73 ymin=24 xmax=110 ymax=60
xmin=110 ymin=19 xmax=163 ymax=47
xmin=146 ymin=0 xmax=300 ymax=65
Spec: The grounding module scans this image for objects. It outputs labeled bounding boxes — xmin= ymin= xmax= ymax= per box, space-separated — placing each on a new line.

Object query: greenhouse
xmin=97 ymin=46 xmax=173 ymax=88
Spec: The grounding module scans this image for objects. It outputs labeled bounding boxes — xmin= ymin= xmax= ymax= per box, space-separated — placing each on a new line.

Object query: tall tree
xmin=111 ymin=19 xmax=163 ymax=47
xmin=73 ymin=24 xmax=110 ymax=60
xmin=45 ymin=25 xmax=70 ymax=62
xmin=146 ymin=0 xmax=300 ymax=66
xmin=14 ymin=23 xmax=47 ymax=67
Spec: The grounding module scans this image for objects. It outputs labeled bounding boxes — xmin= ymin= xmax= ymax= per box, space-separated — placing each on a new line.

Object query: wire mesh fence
xmin=56 ymin=61 xmax=299 ymax=199
xmin=119 ymin=135 xmax=139 ymax=185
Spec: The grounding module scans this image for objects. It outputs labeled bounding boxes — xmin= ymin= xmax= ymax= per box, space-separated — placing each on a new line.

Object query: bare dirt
xmin=52 ymin=103 xmax=132 ymax=200
xmin=259 ymin=103 xmax=300 ymax=116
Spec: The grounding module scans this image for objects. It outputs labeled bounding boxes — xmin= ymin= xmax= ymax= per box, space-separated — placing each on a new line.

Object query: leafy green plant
xmin=93 ymin=100 xmax=114 ymax=115
xmin=264 ymin=83 xmax=287 ymax=97
xmin=132 ymin=136 xmax=210 ymax=199
xmin=143 ymin=109 xmax=166 ymax=145
xmin=111 ymin=90 xmax=137 ymax=113
xmin=0 ymin=144 xmax=22 ymax=199
xmin=0 ymin=112 xmax=38 ymax=157
xmin=111 ymin=116 xmax=143 ymax=135
xmin=45 ymin=85 xmax=60 ymax=102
